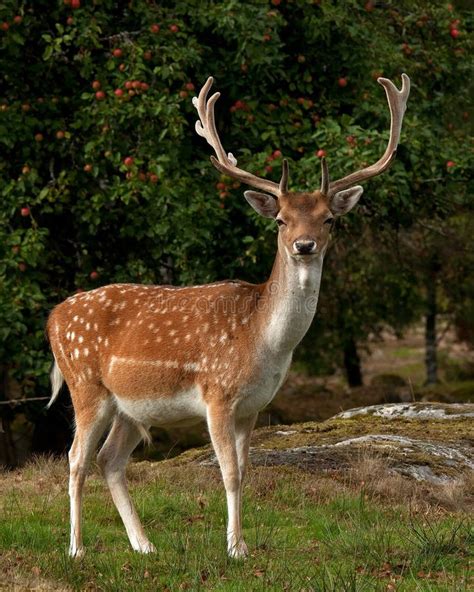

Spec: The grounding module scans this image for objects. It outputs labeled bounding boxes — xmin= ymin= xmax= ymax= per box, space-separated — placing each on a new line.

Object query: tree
xmin=0 ymin=0 xmax=472 ymax=462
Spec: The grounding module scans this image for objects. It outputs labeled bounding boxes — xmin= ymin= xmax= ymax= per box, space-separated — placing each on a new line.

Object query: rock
xmin=334 ymin=402 xmax=474 ymax=420
xmin=175 ymin=403 xmax=473 ymax=484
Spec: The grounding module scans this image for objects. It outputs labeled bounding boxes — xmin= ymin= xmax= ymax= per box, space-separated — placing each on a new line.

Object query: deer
xmin=46 ymin=73 xmax=410 ymax=559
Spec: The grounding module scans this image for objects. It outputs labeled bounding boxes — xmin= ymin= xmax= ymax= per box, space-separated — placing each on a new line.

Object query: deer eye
xmin=276 ymin=218 xmax=286 ymax=227
xmin=324 ymin=217 xmax=334 ymax=225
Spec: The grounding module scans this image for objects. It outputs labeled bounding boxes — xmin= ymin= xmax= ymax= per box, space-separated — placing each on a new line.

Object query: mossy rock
xmin=171 ymin=403 xmax=473 ymax=484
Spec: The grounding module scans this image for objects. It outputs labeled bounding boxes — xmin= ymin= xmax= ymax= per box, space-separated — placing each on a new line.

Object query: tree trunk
xmin=425 ymin=277 xmax=438 ymax=385
xmin=343 ymin=337 xmax=363 ymax=387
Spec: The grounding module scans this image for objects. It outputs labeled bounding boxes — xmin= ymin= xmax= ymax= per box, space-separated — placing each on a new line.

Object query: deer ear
xmin=330 ymin=186 xmax=363 ymax=216
xmin=244 ymin=191 xmax=279 ymax=219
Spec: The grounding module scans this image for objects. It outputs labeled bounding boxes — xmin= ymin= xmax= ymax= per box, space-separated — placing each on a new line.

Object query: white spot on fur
xmin=74 ymin=348 xmax=80 ymax=359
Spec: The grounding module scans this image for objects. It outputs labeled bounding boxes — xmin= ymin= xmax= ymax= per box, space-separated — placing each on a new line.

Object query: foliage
xmin=0 ymin=0 xmax=472 ymax=402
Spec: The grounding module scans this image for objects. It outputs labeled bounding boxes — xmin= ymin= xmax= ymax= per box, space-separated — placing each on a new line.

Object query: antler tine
xmin=327 ymin=73 xmax=410 ymax=196
xmin=320 ymin=157 xmax=329 ymax=195
xmin=279 ymin=159 xmax=289 ymax=194
xmin=194 ymin=77 xmax=284 ymax=197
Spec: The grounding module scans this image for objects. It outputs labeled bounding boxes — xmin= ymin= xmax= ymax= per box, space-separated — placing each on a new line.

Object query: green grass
xmin=0 ymin=459 xmax=471 ymax=591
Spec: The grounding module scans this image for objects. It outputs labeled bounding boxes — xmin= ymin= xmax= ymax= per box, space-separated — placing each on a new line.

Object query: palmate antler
xmin=323 ymin=73 xmax=410 ymax=196
xmin=193 ymin=77 xmax=289 ymax=197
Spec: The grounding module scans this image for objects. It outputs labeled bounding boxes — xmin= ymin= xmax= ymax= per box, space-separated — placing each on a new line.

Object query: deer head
xmin=194 ymin=74 xmax=410 ymax=260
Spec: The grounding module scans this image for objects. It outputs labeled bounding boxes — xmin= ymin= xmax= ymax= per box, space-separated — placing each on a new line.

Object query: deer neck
xmin=258 ymin=245 xmax=324 ymax=355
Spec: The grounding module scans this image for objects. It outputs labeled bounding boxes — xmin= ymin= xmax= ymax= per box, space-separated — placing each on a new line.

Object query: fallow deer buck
xmin=47 ymin=73 xmax=410 ymax=559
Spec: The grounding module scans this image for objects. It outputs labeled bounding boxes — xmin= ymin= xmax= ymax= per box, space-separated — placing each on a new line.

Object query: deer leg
xmin=207 ymin=404 xmax=247 ymax=558
xmin=235 ymin=413 xmax=257 ymax=514
xmin=68 ymin=391 xmax=113 ymax=558
xmin=97 ymin=416 xmax=155 ymax=553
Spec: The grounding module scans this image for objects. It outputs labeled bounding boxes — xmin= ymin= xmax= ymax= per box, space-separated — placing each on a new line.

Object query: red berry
xmin=185 ymin=82 xmax=195 ymax=91
xmin=66 ymin=16 xmax=74 ymax=25
xmin=216 ymin=182 xmax=226 ymax=190
xmin=150 ymin=24 xmax=160 ymax=33
xmin=132 ymin=80 xmax=141 ymax=89
xmin=149 ymin=174 xmax=159 ymax=184
xmin=112 ymin=48 xmax=123 ymax=58
xmin=12 ymin=246 xmax=20 ymax=254
xmin=34 ymin=133 xmax=44 ymax=142
xmin=262 ymin=34 xmax=271 ymax=42
xmin=21 ymin=103 xmax=31 ymax=112
xmin=446 ymin=160 xmax=455 ymax=168
xmin=143 ymin=51 xmax=152 ymax=60
xmin=114 ymin=88 xmax=124 ymax=97
xmin=71 ymin=0 xmax=81 ymax=8
xmin=316 ymin=149 xmax=326 ymax=158
xmin=450 ymin=28 xmax=460 ymax=39
xmin=20 ymin=207 xmax=30 ymax=217
xmin=272 ymin=150 xmax=282 ymax=158
xmin=271 ymin=0 xmax=281 ymax=5
xmin=118 ymin=63 xmax=126 ymax=72
xmin=83 ymin=163 xmax=92 ymax=172
xmin=13 ymin=16 xmax=23 ymax=24
xmin=123 ymin=156 xmax=134 ymax=167
xmin=56 ymin=130 xmax=65 ymax=139
xmin=22 ymin=165 xmax=31 ymax=175
xmin=179 ymin=90 xmax=188 ymax=99
xmin=364 ymin=1 xmax=374 ymax=11
xmin=140 ymin=82 xmax=149 ymax=91
xmin=95 ymin=90 xmax=105 ymax=100
xmin=1 ymin=22 xmax=10 ymax=31
xmin=169 ymin=24 xmax=179 ymax=33
xmin=338 ymin=77 xmax=348 ymax=88
xmin=18 ymin=262 xmax=27 ymax=272
xmin=265 ymin=165 xmax=273 ymax=173
xmin=125 ymin=80 xmax=133 ymax=90
xmin=90 ymin=271 xmax=99 ymax=280
xmin=92 ymin=80 xmax=101 ymax=90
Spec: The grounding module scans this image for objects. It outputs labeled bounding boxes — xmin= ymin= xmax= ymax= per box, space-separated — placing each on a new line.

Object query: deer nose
xmin=294 ymin=239 xmax=317 ymax=255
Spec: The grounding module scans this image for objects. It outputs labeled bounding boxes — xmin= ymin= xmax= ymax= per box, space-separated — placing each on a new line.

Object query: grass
xmin=0 ymin=457 xmax=472 ymax=591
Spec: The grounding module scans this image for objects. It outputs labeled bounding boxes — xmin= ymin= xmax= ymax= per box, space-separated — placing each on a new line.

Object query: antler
xmin=193 ymin=77 xmax=288 ymax=197
xmin=325 ymin=73 xmax=410 ymax=196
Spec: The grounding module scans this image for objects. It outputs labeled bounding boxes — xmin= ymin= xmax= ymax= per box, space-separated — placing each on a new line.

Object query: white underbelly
xmin=113 ymin=386 xmax=207 ymax=427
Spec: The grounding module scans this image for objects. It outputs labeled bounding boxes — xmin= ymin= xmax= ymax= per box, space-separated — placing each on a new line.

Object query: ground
xmin=0 ymin=402 xmax=472 ymax=591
